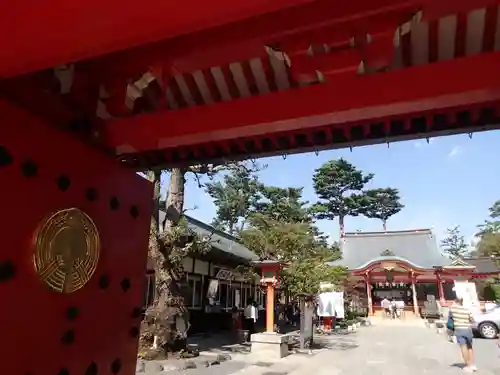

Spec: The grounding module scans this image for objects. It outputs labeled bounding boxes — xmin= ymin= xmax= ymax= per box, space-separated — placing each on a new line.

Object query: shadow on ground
xmin=186 ymin=328 xmax=359 ymax=357
xmin=450 ymin=362 xmax=466 ymax=369
xmin=187 ymin=333 xmax=252 ymax=355
xmin=287 ymin=332 xmax=359 ymax=352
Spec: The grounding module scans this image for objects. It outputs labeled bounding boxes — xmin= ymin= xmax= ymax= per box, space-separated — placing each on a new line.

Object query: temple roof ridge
xmin=336 ymin=227 xmax=443 ymax=271
xmin=343 ymin=228 xmax=433 ymax=237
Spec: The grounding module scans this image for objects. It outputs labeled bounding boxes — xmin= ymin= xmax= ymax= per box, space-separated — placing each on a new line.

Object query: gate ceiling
xmin=2 ymin=0 xmax=500 ymax=169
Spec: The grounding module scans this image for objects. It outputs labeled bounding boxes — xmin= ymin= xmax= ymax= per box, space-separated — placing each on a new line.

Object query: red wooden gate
xmin=0 ymin=99 xmax=152 ymax=375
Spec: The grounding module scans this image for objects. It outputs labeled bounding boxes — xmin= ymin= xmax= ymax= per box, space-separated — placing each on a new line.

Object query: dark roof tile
xmin=158 ymin=210 xmax=258 ymax=261
xmin=462 ymin=257 xmax=500 ymax=274
xmin=329 ymin=229 xmax=450 ymax=270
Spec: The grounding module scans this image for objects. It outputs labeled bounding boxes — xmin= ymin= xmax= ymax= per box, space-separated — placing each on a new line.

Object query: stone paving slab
xmin=291 ymin=324 xmax=498 ymax=375
xmin=156 ymin=360 xmax=249 ymax=375
xmin=137 ymin=352 xmax=247 ymax=374
xmin=138 ymin=323 xmax=500 ymax=375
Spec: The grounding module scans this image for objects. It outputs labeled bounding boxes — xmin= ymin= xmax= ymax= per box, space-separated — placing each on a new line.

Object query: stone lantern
xmin=253 ymin=260 xmax=284 ymax=332
xmin=251 ymin=260 xmax=289 ymax=359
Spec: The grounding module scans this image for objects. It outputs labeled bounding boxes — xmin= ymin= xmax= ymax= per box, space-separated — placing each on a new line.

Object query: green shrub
xmin=345 ymin=311 xmax=358 ymax=320
xmin=483 ymin=284 xmax=500 ymax=301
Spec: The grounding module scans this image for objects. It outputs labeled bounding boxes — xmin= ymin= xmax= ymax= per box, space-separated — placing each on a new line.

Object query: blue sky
xmin=170 ymin=130 xmax=500 ymax=249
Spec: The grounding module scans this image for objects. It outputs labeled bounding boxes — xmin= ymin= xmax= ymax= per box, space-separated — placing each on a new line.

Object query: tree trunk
xmin=163 ymin=167 xmax=186 ymax=232
xmin=161 ymin=167 xmax=190 ymax=350
xmin=339 ymin=215 xmax=345 ymax=238
xmin=142 ymin=168 xmax=190 ymax=354
xmin=382 ymin=220 xmax=387 ymax=232
xmin=228 ymin=217 xmax=235 ymax=236
xmin=143 ymin=171 xmax=169 ymax=350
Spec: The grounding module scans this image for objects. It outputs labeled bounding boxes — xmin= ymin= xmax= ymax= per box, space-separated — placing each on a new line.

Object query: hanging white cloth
xmin=317 ymin=292 xmax=344 ymax=318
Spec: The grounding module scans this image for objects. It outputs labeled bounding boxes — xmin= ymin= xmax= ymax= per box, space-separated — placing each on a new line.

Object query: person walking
xmin=381 ymin=297 xmax=391 ymax=317
xmin=243 ymin=299 xmax=257 ymax=341
xmin=449 ymin=297 xmax=477 ymax=372
xmin=390 ymin=298 xmax=397 ymax=319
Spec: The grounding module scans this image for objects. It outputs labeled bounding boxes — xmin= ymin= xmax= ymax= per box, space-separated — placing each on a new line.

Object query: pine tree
xmin=205 ymin=163 xmax=263 ymax=235
xmin=240 ymin=185 xmax=345 ymax=296
xmin=441 ymin=226 xmax=468 ymax=258
xmin=362 ymin=188 xmax=404 ymax=231
xmin=311 ymin=158 xmax=373 ymax=237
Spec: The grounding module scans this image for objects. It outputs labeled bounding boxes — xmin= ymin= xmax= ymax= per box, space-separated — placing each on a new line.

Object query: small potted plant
xmin=346 ymin=320 xmax=356 ymax=332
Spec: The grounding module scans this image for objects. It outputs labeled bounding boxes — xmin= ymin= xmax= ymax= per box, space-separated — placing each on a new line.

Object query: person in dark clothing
xmin=390 ymin=298 xmax=397 ymax=319
xmin=286 ymin=303 xmax=294 ymax=325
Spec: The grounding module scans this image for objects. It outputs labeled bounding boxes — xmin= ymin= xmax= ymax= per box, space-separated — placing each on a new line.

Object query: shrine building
xmin=329 ymin=229 xmax=500 ymax=316
xmin=145 ymin=211 xmax=264 ymax=334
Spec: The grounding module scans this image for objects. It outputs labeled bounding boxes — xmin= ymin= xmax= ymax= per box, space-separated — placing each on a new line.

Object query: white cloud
xmin=447 ymin=146 xmax=462 ymax=159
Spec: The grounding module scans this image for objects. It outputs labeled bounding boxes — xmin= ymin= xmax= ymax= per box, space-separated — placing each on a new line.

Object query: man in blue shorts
xmin=449 ymin=297 xmax=477 ymax=372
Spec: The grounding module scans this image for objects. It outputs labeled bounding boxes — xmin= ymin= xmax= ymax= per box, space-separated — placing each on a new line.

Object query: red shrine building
xmin=330 ymin=229 xmax=500 ymax=316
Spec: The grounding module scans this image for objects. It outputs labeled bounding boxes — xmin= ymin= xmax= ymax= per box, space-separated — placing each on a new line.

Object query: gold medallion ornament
xmin=33 ymin=208 xmax=100 ymax=293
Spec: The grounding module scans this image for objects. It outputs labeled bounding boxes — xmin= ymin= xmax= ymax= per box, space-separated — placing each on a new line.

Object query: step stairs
xmin=368 ymin=311 xmax=424 ymax=326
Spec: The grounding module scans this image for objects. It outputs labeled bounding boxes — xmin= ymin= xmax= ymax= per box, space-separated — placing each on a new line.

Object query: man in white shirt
xmin=381 ymin=297 xmax=390 ymax=317
xmin=244 ymin=299 xmax=257 ymax=340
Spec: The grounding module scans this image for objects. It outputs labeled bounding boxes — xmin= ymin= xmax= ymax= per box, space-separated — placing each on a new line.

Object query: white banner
xmin=206 ymin=279 xmax=219 ymax=305
xmin=235 ymin=289 xmax=241 ymax=308
xmin=317 ymin=292 xmax=344 ymax=318
xmin=453 ymin=280 xmax=480 ymax=314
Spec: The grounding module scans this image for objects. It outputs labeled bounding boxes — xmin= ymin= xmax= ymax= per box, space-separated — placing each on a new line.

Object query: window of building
xmin=228 ymin=284 xmax=240 ymax=308
xmin=443 ymin=282 xmax=457 ymax=301
xmin=256 ymin=287 xmax=265 ymax=306
xmin=234 ymin=287 xmax=242 ymax=308
xmin=415 ymin=282 xmax=439 ymax=301
xmin=181 ymin=279 xmax=194 ymax=307
xmin=210 ymin=281 xmax=247 ymax=309
xmin=182 ymin=274 xmax=202 ymax=309
xmin=193 ymin=278 xmax=203 ymax=308
xmin=242 ymin=286 xmax=251 ymax=305
xmin=219 ymin=283 xmax=228 ymax=307
xmin=206 ymin=278 xmax=219 ymax=304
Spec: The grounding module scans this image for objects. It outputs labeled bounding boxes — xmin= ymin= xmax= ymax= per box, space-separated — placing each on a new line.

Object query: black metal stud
xmin=0 ymin=260 xmax=16 ymax=282
xmin=120 ymin=278 xmax=131 ymax=292
xmin=111 ymin=359 xmax=122 ymax=374
xmin=110 ymin=197 xmax=120 ymax=210
xmin=0 ymin=146 xmax=13 ymax=167
xmin=21 ymin=160 xmax=38 ymax=178
xmin=61 ymin=330 xmax=75 ymax=345
xmin=66 ymin=306 xmax=79 ymax=321
xmin=86 ymin=188 xmax=98 ymax=202
xmin=56 ymin=174 xmax=71 ymax=191
xmin=98 ymin=275 xmax=110 ymax=290
xmin=130 ymin=206 xmax=139 ymax=218
xmin=84 ymin=362 xmax=98 ymax=375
